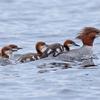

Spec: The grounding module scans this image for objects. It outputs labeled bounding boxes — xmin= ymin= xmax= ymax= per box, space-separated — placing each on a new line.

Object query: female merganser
xmin=42 ymin=40 xmax=79 ymax=57
xmin=55 ymin=27 xmax=100 ymax=61
xmin=17 ymin=41 xmax=48 ymax=63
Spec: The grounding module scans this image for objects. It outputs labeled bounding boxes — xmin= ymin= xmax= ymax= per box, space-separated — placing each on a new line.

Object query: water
xmin=0 ymin=0 xmax=100 ymax=100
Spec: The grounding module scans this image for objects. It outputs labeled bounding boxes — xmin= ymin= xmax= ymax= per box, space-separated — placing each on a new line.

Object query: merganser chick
xmin=42 ymin=40 xmax=79 ymax=57
xmin=0 ymin=44 xmax=22 ymax=58
xmin=0 ymin=46 xmax=15 ymax=66
xmin=17 ymin=41 xmax=48 ymax=63
xmin=55 ymin=27 xmax=100 ymax=61
xmin=0 ymin=44 xmax=22 ymax=66
xmin=63 ymin=40 xmax=79 ymax=51
xmin=0 ymin=44 xmax=22 ymax=52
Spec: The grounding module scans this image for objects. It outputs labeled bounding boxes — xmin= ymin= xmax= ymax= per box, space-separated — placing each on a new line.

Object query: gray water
xmin=0 ymin=0 xmax=100 ymax=100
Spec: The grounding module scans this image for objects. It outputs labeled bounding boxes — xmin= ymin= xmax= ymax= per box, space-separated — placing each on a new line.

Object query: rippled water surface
xmin=0 ymin=0 xmax=100 ymax=100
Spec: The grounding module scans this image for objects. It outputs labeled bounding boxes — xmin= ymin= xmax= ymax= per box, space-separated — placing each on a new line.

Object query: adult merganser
xmin=17 ymin=41 xmax=48 ymax=63
xmin=55 ymin=27 xmax=100 ymax=61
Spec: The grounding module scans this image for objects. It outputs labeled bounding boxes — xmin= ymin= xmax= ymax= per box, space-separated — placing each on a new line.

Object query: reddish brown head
xmin=7 ymin=44 xmax=22 ymax=52
xmin=1 ymin=46 xmax=12 ymax=58
xmin=76 ymin=27 xmax=100 ymax=46
xmin=35 ymin=41 xmax=47 ymax=55
xmin=64 ymin=40 xmax=79 ymax=51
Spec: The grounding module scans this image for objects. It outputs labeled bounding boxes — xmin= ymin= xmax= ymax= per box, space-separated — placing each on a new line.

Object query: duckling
xmin=17 ymin=41 xmax=48 ymax=63
xmin=42 ymin=40 xmax=79 ymax=57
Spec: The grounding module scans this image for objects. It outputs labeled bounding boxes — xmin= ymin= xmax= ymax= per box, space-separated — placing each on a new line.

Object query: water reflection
xmin=37 ymin=58 xmax=97 ymax=73
xmin=0 ymin=59 xmax=12 ymax=66
xmin=37 ymin=62 xmax=71 ymax=73
xmin=81 ymin=58 xmax=96 ymax=68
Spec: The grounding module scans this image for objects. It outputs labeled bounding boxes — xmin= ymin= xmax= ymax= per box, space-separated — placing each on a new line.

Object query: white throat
xmin=82 ymin=45 xmax=93 ymax=56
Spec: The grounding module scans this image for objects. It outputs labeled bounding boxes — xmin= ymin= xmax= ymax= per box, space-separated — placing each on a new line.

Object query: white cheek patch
xmin=67 ymin=44 xmax=72 ymax=47
xmin=5 ymin=50 xmax=12 ymax=56
xmin=41 ymin=46 xmax=48 ymax=52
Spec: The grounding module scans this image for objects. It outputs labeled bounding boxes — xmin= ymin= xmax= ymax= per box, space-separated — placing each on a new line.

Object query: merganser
xmin=17 ymin=41 xmax=48 ymax=63
xmin=0 ymin=46 xmax=14 ymax=66
xmin=55 ymin=27 xmax=100 ymax=61
xmin=0 ymin=44 xmax=22 ymax=58
xmin=0 ymin=44 xmax=22 ymax=66
xmin=42 ymin=40 xmax=79 ymax=57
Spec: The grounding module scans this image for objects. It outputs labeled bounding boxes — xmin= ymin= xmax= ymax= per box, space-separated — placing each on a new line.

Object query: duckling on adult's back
xmin=55 ymin=27 xmax=100 ymax=61
xmin=42 ymin=40 xmax=79 ymax=58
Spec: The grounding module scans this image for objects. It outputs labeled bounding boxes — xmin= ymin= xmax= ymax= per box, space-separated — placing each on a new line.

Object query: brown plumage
xmin=6 ymin=44 xmax=22 ymax=51
xmin=18 ymin=41 xmax=47 ymax=63
xmin=35 ymin=41 xmax=47 ymax=55
xmin=76 ymin=27 xmax=100 ymax=46
xmin=0 ymin=46 xmax=12 ymax=58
